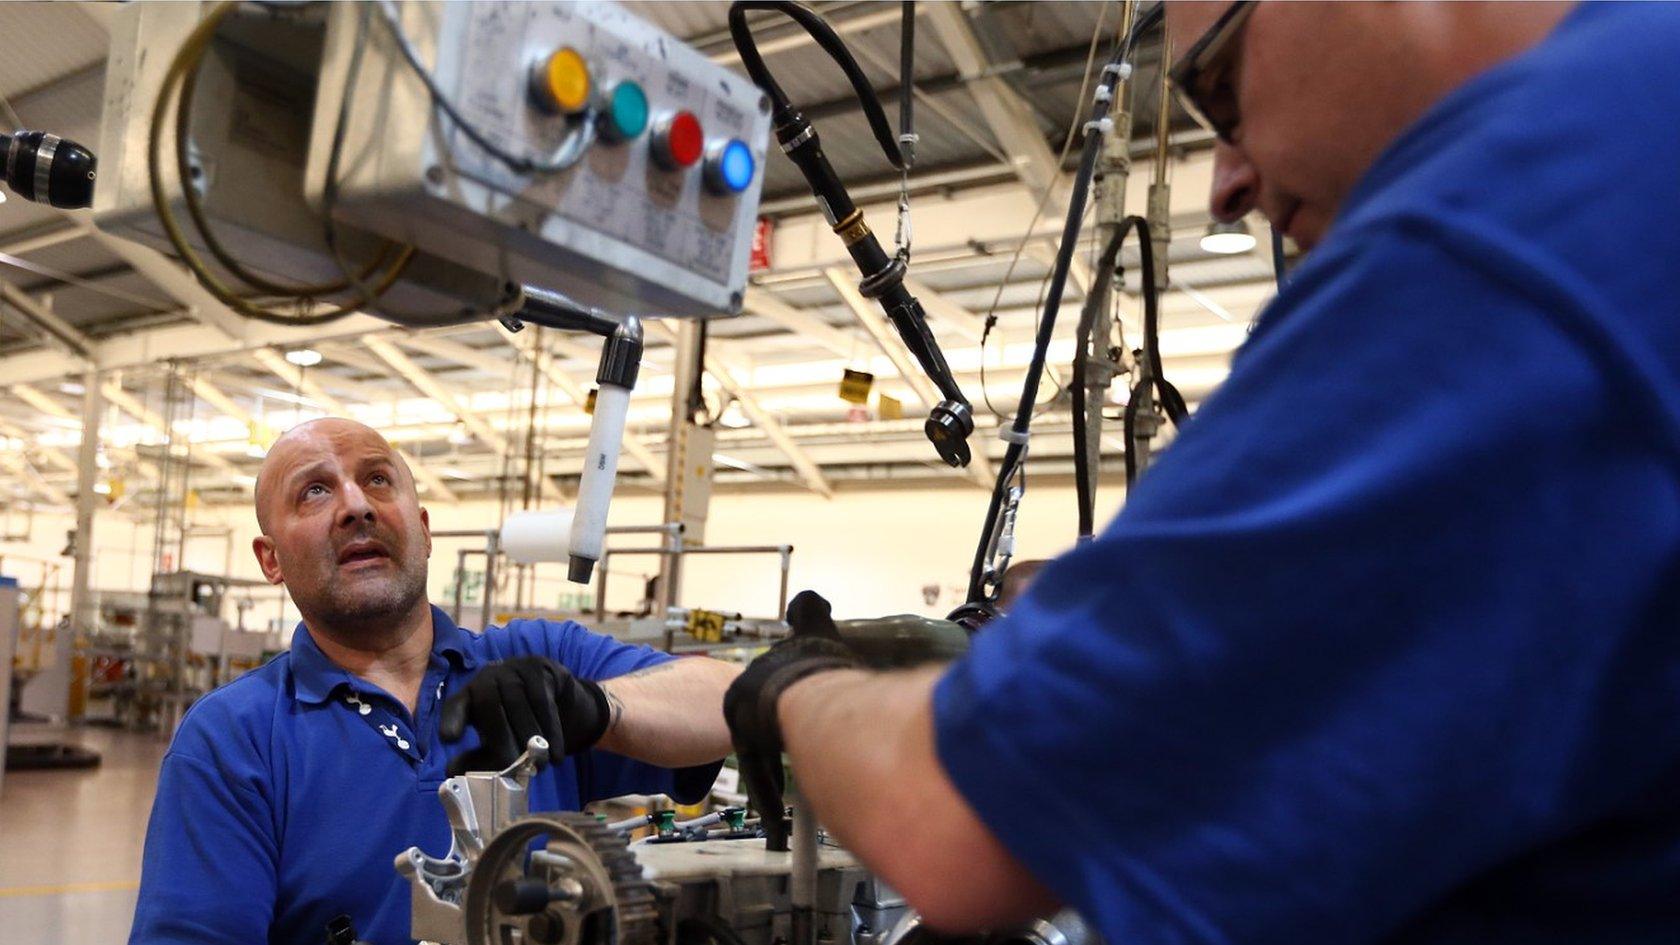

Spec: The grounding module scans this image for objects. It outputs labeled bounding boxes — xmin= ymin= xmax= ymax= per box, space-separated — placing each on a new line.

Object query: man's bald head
xmin=254 ymin=418 xmax=417 ymax=534
xmin=250 ymin=416 xmax=433 ymax=641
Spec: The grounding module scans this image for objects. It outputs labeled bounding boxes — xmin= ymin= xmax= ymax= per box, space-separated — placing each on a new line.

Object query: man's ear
xmin=420 ymin=506 xmax=432 ymax=559
xmin=253 ymin=535 xmax=285 ymax=586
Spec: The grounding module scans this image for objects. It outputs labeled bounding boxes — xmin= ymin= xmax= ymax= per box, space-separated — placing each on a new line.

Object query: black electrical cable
xmin=1071 ymin=222 xmax=1128 ymax=539
xmin=1271 ymin=224 xmax=1288 ymax=284
xmin=145 ymin=1 xmax=405 ymax=327
xmin=730 ymin=2 xmax=903 ymax=168
xmin=1120 ymin=213 xmax=1188 ymax=488
xmin=961 ymin=7 xmax=1162 ymax=604
xmin=171 ymin=2 xmax=393 ymax=299
xmin=729 ymin=1 xmax=975 ymax=468
xmin=899 ymin=1 xmax=915 ymax=168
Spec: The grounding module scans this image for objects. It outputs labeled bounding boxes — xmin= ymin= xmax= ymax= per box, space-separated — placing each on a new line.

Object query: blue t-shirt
xmin=129 ymin=606 xmax=717 ymax=945
xmin=935 ymin=5 xmax=1680 ymax=944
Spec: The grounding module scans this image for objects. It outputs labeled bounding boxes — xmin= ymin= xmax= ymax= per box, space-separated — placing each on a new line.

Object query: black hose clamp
xmin=857 ymin=256 xmax=907 ymax=300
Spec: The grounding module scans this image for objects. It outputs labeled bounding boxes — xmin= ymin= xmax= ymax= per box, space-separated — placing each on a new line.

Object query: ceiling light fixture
xmin=1200 ymin=218 xmax=1257 ymax=255
xmin=284 ymin=348 xmax=324 ymax=367
xmin=719 ymin=401 xmax=751 ymax=429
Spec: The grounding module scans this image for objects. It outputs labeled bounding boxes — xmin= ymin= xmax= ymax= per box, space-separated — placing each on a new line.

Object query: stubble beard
xmin=310 ymin=549 xmax=430 ymax=643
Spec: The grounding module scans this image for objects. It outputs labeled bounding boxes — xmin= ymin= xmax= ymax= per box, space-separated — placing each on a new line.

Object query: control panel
xmin=307 ymin=0 xmax=772 ymax=320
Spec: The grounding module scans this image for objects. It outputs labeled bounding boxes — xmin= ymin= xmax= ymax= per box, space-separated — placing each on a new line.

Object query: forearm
xmin=778 ymin=666 xmax=1058 ymax=931
xmin=597 ymin=656 xmax=739 ymax=767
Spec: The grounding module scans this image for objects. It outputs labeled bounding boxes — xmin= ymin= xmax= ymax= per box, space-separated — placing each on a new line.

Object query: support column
xmin=59 ymin=370 xmax=102 ymax=720
xmin=657 ymin=322 xmax=709 ymax=615
xmin=1082 ymin=0 xmax=1139 ymax=509
xmin=1133 ymin=37 xmax=1174 ymax=481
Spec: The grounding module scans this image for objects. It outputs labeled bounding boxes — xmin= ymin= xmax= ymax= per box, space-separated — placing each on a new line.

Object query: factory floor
xmin=0 ymin=724 xmax=166 ymax=945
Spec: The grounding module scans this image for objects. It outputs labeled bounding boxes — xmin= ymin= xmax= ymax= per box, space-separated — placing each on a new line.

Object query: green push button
xmin=602 ymin=80 xmax=649 ymax=143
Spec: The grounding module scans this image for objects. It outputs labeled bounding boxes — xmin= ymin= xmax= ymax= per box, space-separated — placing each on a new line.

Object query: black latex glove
xmin=439 ymin=656 xmax=610 ymax=776
xmin=723 ymin=590 xmax=860 ymax=850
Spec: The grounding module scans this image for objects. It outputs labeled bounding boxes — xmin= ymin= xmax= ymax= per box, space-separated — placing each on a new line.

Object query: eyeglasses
xmin=1167 ymin=0 xmax=1257 ymax=144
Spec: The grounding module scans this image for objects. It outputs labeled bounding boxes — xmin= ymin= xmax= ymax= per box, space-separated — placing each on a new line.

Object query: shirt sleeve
xmin=533 ymin=620 xmax=722 ymax=805
xmin=933 ymin=216 xmax=1680 ymax=944
xmin=129 ymin=711 xmax=278 ymax=944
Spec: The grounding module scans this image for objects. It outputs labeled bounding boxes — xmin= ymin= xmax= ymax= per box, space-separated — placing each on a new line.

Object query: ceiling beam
xmin=0 ymin=279 xmax=93 ymax=358
xmin=901 ymin=275 xmax=986 ymax=343
xmin=924 ymin=1 xmax=1062 ymax=197
xmin=0 ymin=451 xmax=73 ymax=507
xmin=366 ymin=336 xmax=563 ymax=503
xmin=9 ymin=384 xmax=77 ymax=421
xmin=743 ymin=285 xmax=859 ymax=359
xmin=75 ymin=224 xmax=248 ymax=340
xmin=187 ymin=375 xmax=256 ymax=426
xmin=705 ymin=358 xmax=833 ymax=499
xmin=482 ymin=327 xmax=667 ymax=483
xmin=395 ymin=334 xmax=517 ymax=378
xmin=365 ymin=338 xmax=507 ymax=453
xmin=246 ymin=347 xmax=459 ymax=502
xmin=0 ymin=224 xmax=83 ymax=257
xmin=823 ymin=268 xmax=939 ymax=408
xmin=646 ymin=321 xmax=831 ymax=497
xmin=0 ymin=417 xmax=78 ymax=476
xmin=99 ymin=380 xmax=250 ymax=484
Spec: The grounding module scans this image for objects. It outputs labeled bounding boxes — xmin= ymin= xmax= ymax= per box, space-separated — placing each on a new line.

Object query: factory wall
xmin=0 ymin=478 xmax=1127 ymax=633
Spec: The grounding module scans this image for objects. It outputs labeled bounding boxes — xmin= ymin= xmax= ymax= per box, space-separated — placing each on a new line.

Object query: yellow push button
xmin=530 ymin=47 xmax=590 ymax=116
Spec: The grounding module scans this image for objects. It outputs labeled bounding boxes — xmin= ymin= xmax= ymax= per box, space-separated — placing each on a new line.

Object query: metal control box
xmin=93 ymin=2 xmax=518 ymax=327
xmin=307 ymin=1 xmax=773 ymax=319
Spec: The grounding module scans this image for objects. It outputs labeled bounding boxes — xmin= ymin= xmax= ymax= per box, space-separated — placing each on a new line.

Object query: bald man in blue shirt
xmin=727 ymin=4 xmax=1680 ymax=944
xmin=130 ymin=418 xmax=739 ymax=944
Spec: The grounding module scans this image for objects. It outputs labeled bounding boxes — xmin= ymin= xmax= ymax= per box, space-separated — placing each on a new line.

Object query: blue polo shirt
xmin=129 ymin=607 xmax=717 ymax=945
xmin=936 ymin=5 xmax=1680 ymax=944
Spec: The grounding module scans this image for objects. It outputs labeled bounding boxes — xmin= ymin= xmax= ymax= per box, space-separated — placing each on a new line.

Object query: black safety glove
xmin=439 ymin=656 xmax=610 ymax=776
xmin=723 ymin=590 xmax=860 ymax=850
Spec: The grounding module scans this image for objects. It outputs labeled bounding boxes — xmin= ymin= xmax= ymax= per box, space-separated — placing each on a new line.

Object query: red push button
xmin=650 ymin=111 xmax=704 ymax=169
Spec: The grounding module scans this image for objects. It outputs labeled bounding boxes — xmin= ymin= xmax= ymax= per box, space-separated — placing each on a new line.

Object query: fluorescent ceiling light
xmin=284 ymin=348 xmax=324 ymax=367
xmin=1200 ymin=219 xmax=1256 ymax=255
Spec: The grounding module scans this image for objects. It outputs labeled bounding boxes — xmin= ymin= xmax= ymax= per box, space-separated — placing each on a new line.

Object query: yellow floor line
xmin=0 ymin=879 xmax=139 ymax=898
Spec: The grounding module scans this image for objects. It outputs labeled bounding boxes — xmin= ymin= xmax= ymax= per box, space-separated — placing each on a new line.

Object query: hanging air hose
xmin=956 ymin=4 xmax=1166 ymax=610
xmin=1068 ymin=215 xmax=1176 ymax=538
xmin=1111 ymin=213 xmax=1186 ymax=492
xmin=728 ymin=1 xmax=975 ymax=469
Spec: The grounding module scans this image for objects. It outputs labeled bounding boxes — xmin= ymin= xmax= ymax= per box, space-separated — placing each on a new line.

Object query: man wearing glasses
xmin=725 ymin=3 xmax=1680 ymax=943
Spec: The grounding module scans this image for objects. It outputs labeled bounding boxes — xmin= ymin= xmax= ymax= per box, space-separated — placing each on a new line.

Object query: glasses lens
xmin=1175 ymin=65 xmax=1239 ymax=143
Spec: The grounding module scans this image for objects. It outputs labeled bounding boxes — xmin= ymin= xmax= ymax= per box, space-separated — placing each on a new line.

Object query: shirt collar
xmin=288 ymin=604 xmax=480 ymax=705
